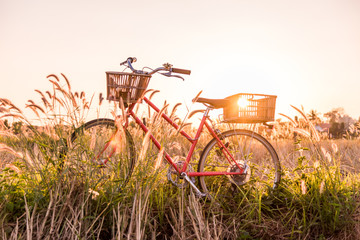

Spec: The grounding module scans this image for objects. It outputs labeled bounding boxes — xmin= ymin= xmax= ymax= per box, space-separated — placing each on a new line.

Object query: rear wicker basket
xmin=106 ymin=72 xmax=151 ymax=104
xmin=223 ymin=93 xmax=276 ymax=123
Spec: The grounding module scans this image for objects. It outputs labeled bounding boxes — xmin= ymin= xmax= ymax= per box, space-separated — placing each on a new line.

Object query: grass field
xmin=1 ymin=75 xmax=360 ymax=239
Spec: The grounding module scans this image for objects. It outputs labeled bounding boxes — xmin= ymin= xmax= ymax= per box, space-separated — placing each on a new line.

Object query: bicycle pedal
xmin=195 ymin=191 xmax=208 ymax=198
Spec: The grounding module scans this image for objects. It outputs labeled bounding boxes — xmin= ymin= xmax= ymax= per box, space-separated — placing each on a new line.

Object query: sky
xmin=1 ymin=0 xmax=360 ymax=123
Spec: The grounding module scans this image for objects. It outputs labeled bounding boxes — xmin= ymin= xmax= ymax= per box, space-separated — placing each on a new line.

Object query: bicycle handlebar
xmin=120 ymin=57 xmax=191 ymax=80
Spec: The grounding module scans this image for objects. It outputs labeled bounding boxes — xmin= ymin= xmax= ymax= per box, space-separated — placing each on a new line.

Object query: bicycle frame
xmin=122 ymin=96 xmax=245 ymax=177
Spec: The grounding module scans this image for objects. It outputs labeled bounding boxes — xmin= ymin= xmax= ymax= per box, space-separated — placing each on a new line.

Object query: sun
xmin=237 ymin=97 xmax=248 ymax=109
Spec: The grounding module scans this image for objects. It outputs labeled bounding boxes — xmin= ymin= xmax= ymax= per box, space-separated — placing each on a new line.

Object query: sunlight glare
xmin=237 ymin=97 xmax=248 ymax=109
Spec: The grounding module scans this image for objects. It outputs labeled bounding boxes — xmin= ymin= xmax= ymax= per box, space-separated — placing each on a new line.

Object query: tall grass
xmin=1 ymin=75 xmax=360 ymax=239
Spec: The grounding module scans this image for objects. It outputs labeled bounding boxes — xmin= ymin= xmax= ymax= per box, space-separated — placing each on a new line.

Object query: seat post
xmin=203 ymin=106 xmax=214 ymax=118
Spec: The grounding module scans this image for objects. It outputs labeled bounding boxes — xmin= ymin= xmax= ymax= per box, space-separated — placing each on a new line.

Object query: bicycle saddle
xmin=194 ymin=97 xmax=230 ymax=109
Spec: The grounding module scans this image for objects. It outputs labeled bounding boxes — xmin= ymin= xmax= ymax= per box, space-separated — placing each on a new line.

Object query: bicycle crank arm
xmin=181 ymin=173 xmax=207 ymax=198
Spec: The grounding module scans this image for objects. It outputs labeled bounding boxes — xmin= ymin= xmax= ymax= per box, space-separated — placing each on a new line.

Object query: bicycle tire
xmin=68 ymin=118 xmax=136 ymax=190
xmin=198 ymin=129 xmax=281 ymax=198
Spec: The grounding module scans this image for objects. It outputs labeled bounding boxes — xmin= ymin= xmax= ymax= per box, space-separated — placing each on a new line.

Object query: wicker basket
xmin=222 ymin=93 xmax=276 ymax=123
xmin=106 ymin=72 xmax=151 ymax=104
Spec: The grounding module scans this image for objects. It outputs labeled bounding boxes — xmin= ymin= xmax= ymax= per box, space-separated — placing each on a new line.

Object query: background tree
xmin=324 ymin=108 xmax=355 ymax=138
xmin=307 ymin=109 xmax=321 ymax=124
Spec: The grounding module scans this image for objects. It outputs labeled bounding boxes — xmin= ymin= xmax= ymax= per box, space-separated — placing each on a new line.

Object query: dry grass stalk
xmin=24 ymin=194 xmax=37 ymax=240
xmin=154 ymin=148 xmax=164 ymax=170
xmin=166 ymin=191 xmax=186 ymax=239
xmin=186 ymin=193 xmax=212 ymax=239
xmin=139 ymin=130 xmax=151 ymax=162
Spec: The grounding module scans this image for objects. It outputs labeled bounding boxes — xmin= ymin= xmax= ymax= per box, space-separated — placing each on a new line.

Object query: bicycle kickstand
xmin=181 ymin=172 xmax=207 ymax=198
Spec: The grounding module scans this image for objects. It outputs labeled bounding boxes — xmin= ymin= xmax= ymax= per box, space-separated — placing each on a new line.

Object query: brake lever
xmin=159 ymin=72 xmax=185 ymax=81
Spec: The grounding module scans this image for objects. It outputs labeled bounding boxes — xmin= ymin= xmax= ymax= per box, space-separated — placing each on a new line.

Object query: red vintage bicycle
xmin=68 ymin=57 xmax=281 ymax=198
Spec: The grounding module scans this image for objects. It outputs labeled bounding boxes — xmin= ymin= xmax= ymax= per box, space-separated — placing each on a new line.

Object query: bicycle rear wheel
xmin=198 ymin=129 xmax=281 ymax=198
xmin=68 ymin=118 xmax=136 ymax=190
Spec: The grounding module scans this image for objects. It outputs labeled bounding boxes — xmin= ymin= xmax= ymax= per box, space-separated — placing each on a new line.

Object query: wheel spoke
xmin=198 ymin=129 xmax=280 ymax=200
xmin=66 ymin=119 xmax=135 ymax=190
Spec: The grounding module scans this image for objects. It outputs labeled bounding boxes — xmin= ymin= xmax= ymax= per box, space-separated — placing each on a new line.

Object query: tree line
xmin=307 ymin=107 xmax=360 ymax=139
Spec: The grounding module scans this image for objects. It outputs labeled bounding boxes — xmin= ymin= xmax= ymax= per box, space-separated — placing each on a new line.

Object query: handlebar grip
xmin=171 ymin=68 xmax=191 ymax=75
xmin=129 ymin=57 xmax=137 ymax=63
xmin=120 ymin=57 xmax=137 ymax=66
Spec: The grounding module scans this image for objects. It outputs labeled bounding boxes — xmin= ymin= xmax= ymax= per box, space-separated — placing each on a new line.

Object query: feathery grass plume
xmin=314 ymin=160 xmax=320 ymax=169
xmin=293 ymin=128 xmax=311 ymax=138
xmin=331 ymin=142 xmax=338 ymax=153
xmin=278 ymin=113 xmax=298 ymax=127
xmin=174 ymin=90 xmax=203 ymax=133
xmin=49 ymin=80 xmax=62 ymax=91
xmin=0 ymin=98 xmax=12 ymax=105
xmin=188 ymin=109 xmax=206 ymax=119
xmin=0 ymin=143 xmax=23 ymax=158
xmin=173 ymin=117 xmax=180 ymax=123
xmin=0 ymin=107 xmax=9 ymax=113
xmin=154 ymin=148 xmax=164 ymax=170
xmin=0 ymin=113 xmax=26 ymax=121
xmin=170 ymin=103 xmax=182 ymax=118
xmin=170 ymin=142 xmax=181 ymax=151
xmin=70 ymin=92 xmax=78 ymax=108
xmin=99 ymin=93 xmax=104 ymax=106
xmin=177 ymin=123 xmax=192 ymax=134
xmin=26 ymin=105 xmax=42 ymax=120
xmin=26 ymin=104 xmax=46 ymax=115
xmin=291 ymin=105 xmax=308 ymax=121
xmin=163 ymin=100 xmax=168 ymax=114
xmin=319 ymin=180 xmax=325 ymax=194
xmin=27 ymin=99 xmax=36 ymax=105
xmin=154 ymin=103 xmax=169 ymax=122
xmin=47 ymin=74 xmax=60 ymax=82
xmin=192 ymin=90 xmax=203 ymax=103
xmin=321 ymin=147 xmax=332 ymax=163
xmin=139 ymin=130 xmax=151 ymax=162
xmin=88 ymin=188 xmax=100 ymax=200
xmin=41 ymin=97 xmax=50 ymax=109
xmin=147 ymin=90 xmax=160 ymax=118
xmin=84 ymin=93 xmax=94 ymax=111
xmin=61 ymin=73 xmax=71 ymax=91
xmin=35 ymin=90 xmax=51 ymax=108
xmin=291 ymin=105 xmax=320 ymax=142
xmin=134 ymin=99 xmax=141 ymax=115
xmin=8 ymin=103 xmax=23 ymax=114
xmin=143 ymin=88 xmax=155 ymax=96
xmin=53 ymin=95 xmax=65 ymax=108
xmin=0 ymin=130 xmax=17 ymax=138
xmin=45 ymin=91 xmax=52 ymax=99
xmin=52 ymin=78 xmax=77 ymax=109
xmin=4 ymin=163 xmax=21 ymax=174
xmin=83 ymin=102 xmax=89 ymax=110
xmin=148 ymin=90 xmax=160 ymax=100
xmin=141 ymin=88 xmax=155 ymax=113
xmin=300 ymin=179 xmax=307 ymax=194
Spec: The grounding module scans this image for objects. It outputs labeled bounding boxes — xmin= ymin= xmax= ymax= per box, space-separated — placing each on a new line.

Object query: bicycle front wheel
xmin=198 ymin=129 xmax=281 ymax=198
xmin=68 ymin=118 xmax=136 ymax=190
